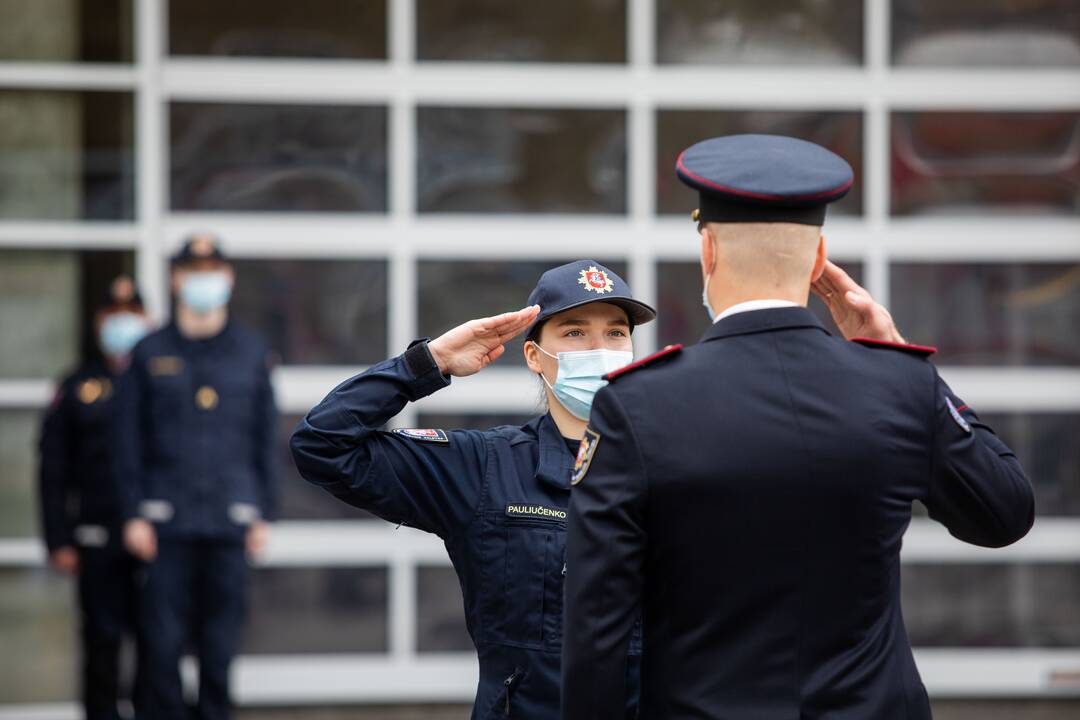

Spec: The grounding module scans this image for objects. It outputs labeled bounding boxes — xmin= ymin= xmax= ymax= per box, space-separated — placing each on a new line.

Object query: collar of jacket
xmin=699 ymin=305 xmax=830 ymax=344
xmin=534 ymin=413 xmax=576 ymax=492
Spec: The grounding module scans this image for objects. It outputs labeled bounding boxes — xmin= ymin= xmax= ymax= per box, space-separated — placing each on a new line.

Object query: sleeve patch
xmin=391 ymin=428 xmax=449 ymax=443
xmin=571 ymin=428 xmax=601 ymax=486
xmin=946 ymin=397 xmax=972 ymax=434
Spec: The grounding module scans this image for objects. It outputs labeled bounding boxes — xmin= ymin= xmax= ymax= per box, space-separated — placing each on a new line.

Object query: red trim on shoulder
xmin=850 ymin=337 xmax=937 ymax=357
xmin=604 ymin=344 xmax=683 ymax=381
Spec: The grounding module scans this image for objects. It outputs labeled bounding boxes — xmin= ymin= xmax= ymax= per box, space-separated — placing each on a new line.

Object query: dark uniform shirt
xmin=291 ymin=341 xmax=641 ymax=719
xmin=40 ymin=360 xmax=124 ymax=551
xmin=562 ymin=307 xmax=1035 ymax=720
xmin=114 ymin=321 xmax=279 ymax=537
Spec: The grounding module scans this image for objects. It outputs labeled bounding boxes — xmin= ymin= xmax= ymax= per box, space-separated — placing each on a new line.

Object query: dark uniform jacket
xmin=562 ymin=306 xmax=1035 ymax=720
xmin=40 ymin=360 xmax=125 ymax=551
xmin=114 ymin=321 xmax=279 ymax=539
xmin=290 ymin=341 xmax=641 ymax=719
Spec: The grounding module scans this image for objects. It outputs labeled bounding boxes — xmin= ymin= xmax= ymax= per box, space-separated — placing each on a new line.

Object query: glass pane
xmin=277 ymin=413 xmax=377 ymax=521
xmin=168 ymin=0 xmax=386 ymax=59
xmin=891 ymin=112 xmax=1080 ymax=217
xmin=892 ymin=0 xmax=1080 ymax=67
xmin=656 ymin=110 xmax=863 ymax=217
xmin=903 ymin=564 xmax=1080 ymax=647
xmin=0 ymin=0 xmax=133 ymax=62
xmin=656 ymin=0 xmax=864 ymax=65
xmin=977 ymin=413 xmax=1080 ymax=516
xmin=890 ymin=262 xmax=1080 ymax=365
xmin=416 ymin=0 xmax=626 ymax=63
xmin=0 ymin=90 xmax=134 ymax=220
xmin=656 ymin=260 xmax=864 ymax=349
xmin=231 ymin=259 xmax=388 ymax=365
xmin=417 ymin=259 xmax=628 ymax=368
xmin=417 ymin=107 xmax=627 ymax=214
xmin=0 ymin=568 xmax=77 ymax=702
xmin=417 ymin=413 xmax=536 ymax=431
xmin=0 ymin=249 xmax=136 ymax=380
xmin=0 ymin=409 xmax=41 ymax=538
xmin=170 ymin=102 xmax=388 ymax=212
xmin=416 ymin=565 xmax=472 ymax=653
xmin=244 ymin=567 xmax=388 ymax=654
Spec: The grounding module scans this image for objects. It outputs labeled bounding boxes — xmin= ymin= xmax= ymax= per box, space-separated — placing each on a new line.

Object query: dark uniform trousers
xmin=115 ymin=322 xmax=277 ymax=720
xmin=39 ymin=362 xmax=142 ymax=720
xmin=562 ymin=307 xmax=1035 ymax=720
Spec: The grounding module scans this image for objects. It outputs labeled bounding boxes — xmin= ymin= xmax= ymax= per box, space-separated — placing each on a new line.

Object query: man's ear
xmin=811 ymin=233 xmax=828 ymax=283
xmin=700 ymin=225 xmax=716 ymax=282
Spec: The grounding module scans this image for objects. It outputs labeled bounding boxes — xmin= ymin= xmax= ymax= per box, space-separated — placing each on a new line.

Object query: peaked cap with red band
xmin=676 ymin=134 xmax=854 ymax=226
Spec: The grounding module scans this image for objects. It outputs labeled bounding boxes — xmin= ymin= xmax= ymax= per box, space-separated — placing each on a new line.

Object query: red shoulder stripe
xmin=851 ymin=337 xmax=937 ymax=357
xmin=605 ymin=344 xmax=683 ymax=381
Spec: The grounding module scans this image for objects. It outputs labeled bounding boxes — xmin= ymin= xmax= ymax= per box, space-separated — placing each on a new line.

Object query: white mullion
xmin=0 ymin=63 xmax=137 ymax=90
xmin=864 ymin=0 xmax=890 ymax=305
xmin=135 ymin=0 xmax=168 ymax=323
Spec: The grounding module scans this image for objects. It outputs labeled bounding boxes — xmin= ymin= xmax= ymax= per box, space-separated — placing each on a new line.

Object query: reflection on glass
xmin=0 ymin=568 xmax=76 ymax=702
xmin=0 ymin=410 xmax=40 ymax=538
xmin=418 ymin=260 xmax=628 ymax=368
xmin=890 ymin=262 xmax=1080 ymax=365
xmin=657 ymin=110 xmax=863 ymax=216
xmin=656 ymin=261 xmax=863 ymax=349
xmin=416 ymin=0 xmax=626 ymax=63
xmin=231 ymin=259 xmax=388 ymax=365
xmin=891 ymin=112 xmax=1080 ymax=217
xmin=0 ymin=90 xmax=134 ymax=220
xmin=417 ymin=107 xmax=627 ymax=214
xmin=978 ymin=413 xmax=1080 ymax=516
xmin=417 ymin=413 xmax=536 ymax=431
xmin=0 ymin=0 xmax=133 ymax=62
xmin=0 ymin=250 xmax=79 ymax=381
xmin=892 ymin=0 xmax=1080 ymax=67
xmin=168 ymin=0 xmax=386 ymax=59
xmin=245 ymin=567 xmax=388 ymax=653
xmin=656 ymin=0 xmax=863 ymax=65
xmin=170 ymin=102 xmax=387 ymax=212
xmin=417 ymin=565 xmax=472 ymax=652
xmin=277 ymin=413 xmax=377 ymax=521
xmin=903 ymin=564 xmax=1080 ymax=647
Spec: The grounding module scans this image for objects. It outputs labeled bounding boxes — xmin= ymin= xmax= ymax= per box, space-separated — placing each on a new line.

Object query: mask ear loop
xmin=527 ymin=340 xmax=558 ymax=389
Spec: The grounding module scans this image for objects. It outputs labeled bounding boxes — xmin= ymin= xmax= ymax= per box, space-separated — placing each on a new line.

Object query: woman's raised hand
xmin=427 ymin=305 xmax=541 ymax=378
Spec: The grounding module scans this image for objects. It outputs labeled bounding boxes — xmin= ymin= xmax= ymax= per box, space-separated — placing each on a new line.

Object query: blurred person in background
xmin=291 ymin=260 xmax=653 ymax=719
xmin=114 ymin=234 xmax=278 ymax=720
xmin=38 ymin=275 xmax=151 ymax=720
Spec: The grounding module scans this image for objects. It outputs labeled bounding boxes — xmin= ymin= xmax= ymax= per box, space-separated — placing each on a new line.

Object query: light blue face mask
xmin=534 ymin=344 xmax=634 ymax=420
xmin=180 ymin=271 xmax=232 ymax=314
xmin=99 ymin=312 xmax=148 ymax=356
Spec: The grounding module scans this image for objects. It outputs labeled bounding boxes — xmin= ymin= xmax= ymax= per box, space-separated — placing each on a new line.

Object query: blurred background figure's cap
xmin=525 ymin=260 xmax=657 ymax=340
xmin=99 ymin=275 xmax=144 ymax=312
xmin=172 ymin=232 xmax=228 ymax=267
xmin=676 ymin=134 xmax=853 ymax=227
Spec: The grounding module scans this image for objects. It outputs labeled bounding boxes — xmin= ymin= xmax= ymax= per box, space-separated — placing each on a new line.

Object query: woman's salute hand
xmin=427 ymin=305 xmax=541 ymax=378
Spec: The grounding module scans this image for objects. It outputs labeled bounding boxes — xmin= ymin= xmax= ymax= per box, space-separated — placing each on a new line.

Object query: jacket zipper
xmin=503 ymin=667 xmax=523 ymax=716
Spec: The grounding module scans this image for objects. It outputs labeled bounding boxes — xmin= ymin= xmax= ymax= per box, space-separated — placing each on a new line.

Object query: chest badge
xmin=578 ymin=266 xmax=614 ymax=295
xmin=195 ymin=385 xmax=219 ymax=411
xmin=571 ymin=427 xmax=601 ymax=486
xmin=391 ymin=428 xmax=449 ymax=443
xmin=946 ymin=397 xmax=972 ymax=434
xmin=78 ymin=378 xmax=105 ymax=404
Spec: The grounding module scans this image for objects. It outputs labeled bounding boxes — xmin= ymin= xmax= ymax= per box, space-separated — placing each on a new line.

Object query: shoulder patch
xmin=571 ymin=428 xmax=601 ymax=486
xmin=850 ymin=337 xmax=937 ymax=358
xmin=604 ymin=344 xmax=683 ymax=382
xmin=391 ymin=428 xmax=449 ymax=443
xmin=946 ymin=397 xmax=972 ymax=434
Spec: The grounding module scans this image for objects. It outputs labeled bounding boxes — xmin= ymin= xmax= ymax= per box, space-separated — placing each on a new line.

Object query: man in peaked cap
xmin=561 ymin=134 xmax=1034 ymax=720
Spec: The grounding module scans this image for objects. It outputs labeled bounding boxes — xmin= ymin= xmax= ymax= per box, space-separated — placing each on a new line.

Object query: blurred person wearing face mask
xmin=113 ymin=234 xmax=278 ymax=720
xmin=38 ymin=275 xmax=151 ymax=720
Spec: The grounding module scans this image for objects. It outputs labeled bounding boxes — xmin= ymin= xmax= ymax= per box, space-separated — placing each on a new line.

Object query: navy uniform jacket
xmin=39 ymin=360 xmax=125 ymax=551
xmin=114 ymin=321 xmax=279 ymax=539
xmin=290 ymin=341 xmax=640 ymax=719
xmin=562 ymin=307 xmax=1034 ymax=720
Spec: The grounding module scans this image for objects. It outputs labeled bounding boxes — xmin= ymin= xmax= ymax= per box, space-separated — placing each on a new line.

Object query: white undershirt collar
xmin=713 ymin=299 xmax=799 ymax=323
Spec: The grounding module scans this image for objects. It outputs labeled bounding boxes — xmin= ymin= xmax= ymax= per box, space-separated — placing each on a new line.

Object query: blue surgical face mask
xmin=702 ymin=272 xmax=716 ymax=322
xmin=533 ymin=343 xmax=634 ymax=420
xmin=99 ymin=312 xmax=148 ymax=357
xmin=180 ymin=271 xmax=232 ymax=314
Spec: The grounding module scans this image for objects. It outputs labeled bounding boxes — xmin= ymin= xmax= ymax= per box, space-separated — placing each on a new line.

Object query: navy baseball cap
xmin=676 ymin=134 xmax=853 ymax=226
xmin=172 ymin=232 xmax=228 ymax=267
xmin=525 ymin=260 xmax=656 ymax=340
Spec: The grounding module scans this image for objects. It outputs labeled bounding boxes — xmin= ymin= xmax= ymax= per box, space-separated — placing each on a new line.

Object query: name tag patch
xmin=149 ymin=356 xmax=184 ymax=376
xmin=505 ymin=503 xmax=567 ymax=522
xmin=391 ymin=428 xmax=449 ymax=443
xmin=946 ymin=397 xmax=972 ymax=434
